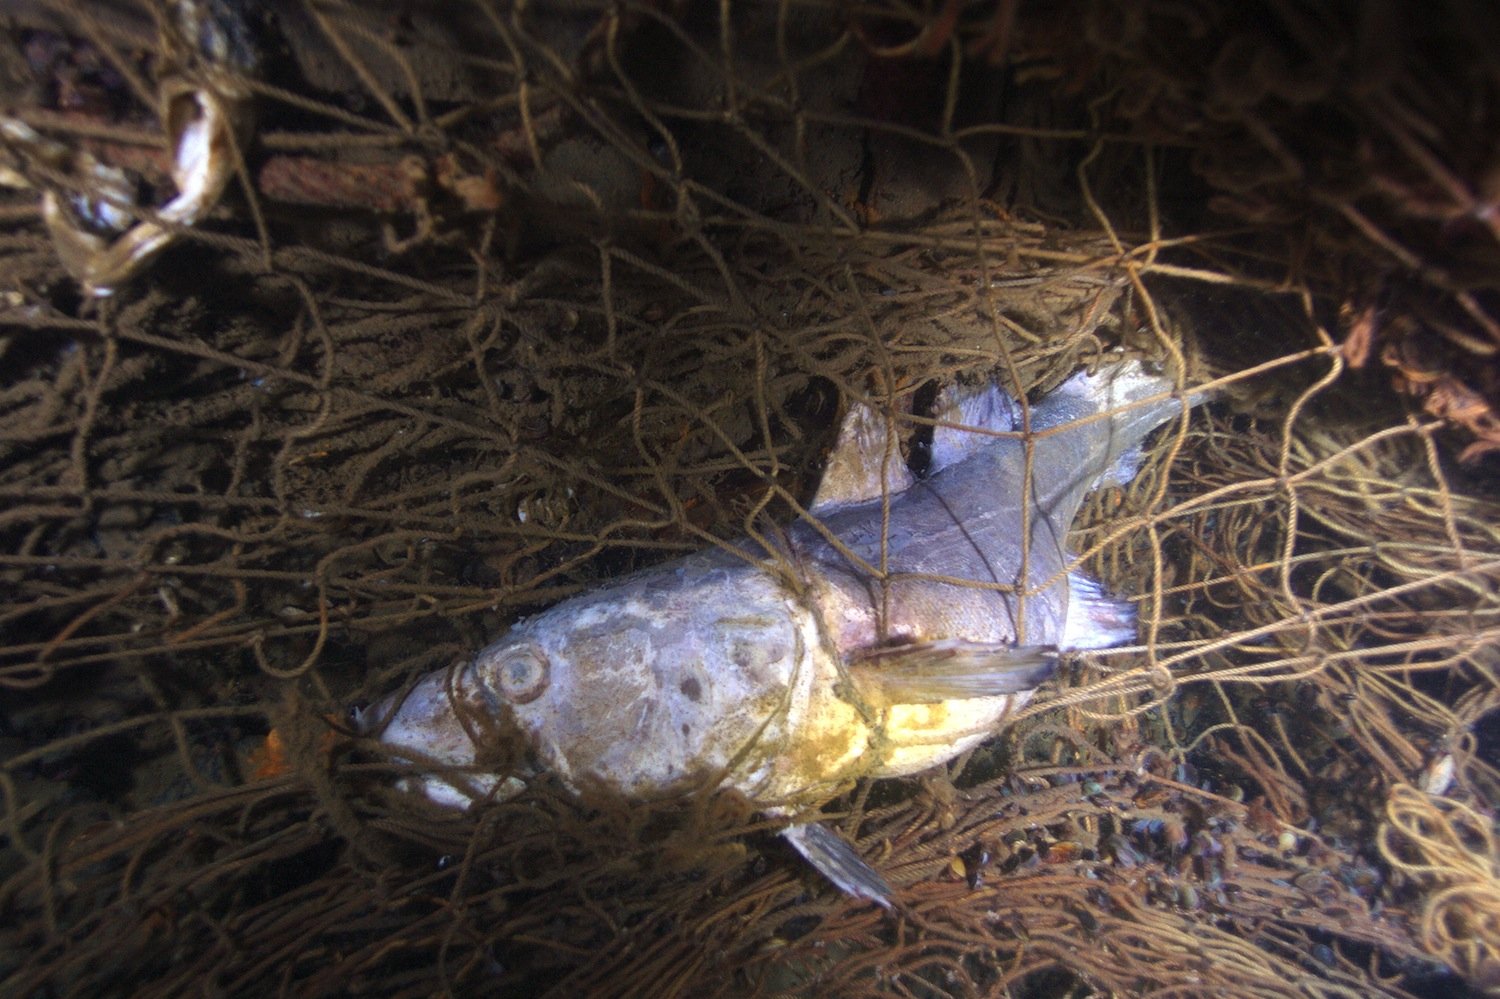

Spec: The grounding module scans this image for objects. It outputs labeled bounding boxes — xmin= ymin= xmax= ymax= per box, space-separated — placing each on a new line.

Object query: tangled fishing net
xmin=2 ymin=1 xmax=1497 ymax=996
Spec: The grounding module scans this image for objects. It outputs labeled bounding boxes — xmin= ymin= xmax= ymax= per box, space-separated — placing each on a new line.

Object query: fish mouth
xmin=396 ymin=770 xmax=532 ymax=812
xmin=359 ymin=672 xmax=536 ymax=811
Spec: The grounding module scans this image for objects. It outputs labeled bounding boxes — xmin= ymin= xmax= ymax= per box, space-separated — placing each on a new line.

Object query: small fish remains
xmin=368 ymin=356 xmax=1206 ymax=906
xmin=0 ymin=0 xmax=256 ymax=297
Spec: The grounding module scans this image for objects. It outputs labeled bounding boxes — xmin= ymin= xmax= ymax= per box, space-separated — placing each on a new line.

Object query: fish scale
xmin=367 ymin=355 xmax=1209 ymax=905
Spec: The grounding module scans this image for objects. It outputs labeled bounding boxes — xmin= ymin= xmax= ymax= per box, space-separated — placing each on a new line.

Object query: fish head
xmin=372 ymin=554 xmax=826 ymax=809
xmin=365 ymin=655 xmax=527 ymax=810
xmin=471 ymin=558 xmax=818 ymax=801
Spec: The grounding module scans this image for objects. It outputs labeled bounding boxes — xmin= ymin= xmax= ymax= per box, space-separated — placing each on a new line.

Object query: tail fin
xmin=1029 ymin=357 xmax=1209 ymax=499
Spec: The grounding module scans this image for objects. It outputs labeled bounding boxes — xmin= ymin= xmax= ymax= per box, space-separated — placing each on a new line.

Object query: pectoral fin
xmin=781 ymin=821 xmax=893 ymax=908
xmin=848 ymin=640 xmax=1058 ymax=704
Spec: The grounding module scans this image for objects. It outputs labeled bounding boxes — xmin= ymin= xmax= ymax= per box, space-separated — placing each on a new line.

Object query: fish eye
xmin=494 ymin=647 xmax=549 ymax=704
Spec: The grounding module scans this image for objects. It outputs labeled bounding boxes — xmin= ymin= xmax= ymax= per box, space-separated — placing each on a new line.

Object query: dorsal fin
xmin=929 ymin=380 xmax=1014 ymax=473
xmin=810 ymin=400 xmax=914 ymax=513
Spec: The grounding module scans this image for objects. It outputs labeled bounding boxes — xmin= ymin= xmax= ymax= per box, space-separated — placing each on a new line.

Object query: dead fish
xmin=368 ymin=357 xmax=1207 ymax=905
xmin=0 ymin=0 xmax=257 ymax=296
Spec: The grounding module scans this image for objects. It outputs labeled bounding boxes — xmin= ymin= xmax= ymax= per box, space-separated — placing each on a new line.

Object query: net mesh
xmin=1 ymin=1 xmax=1497 ymax=996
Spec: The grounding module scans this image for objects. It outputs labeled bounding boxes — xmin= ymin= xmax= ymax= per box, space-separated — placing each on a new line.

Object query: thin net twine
xmin=1 ymin=2 xmax=1497 ymax=997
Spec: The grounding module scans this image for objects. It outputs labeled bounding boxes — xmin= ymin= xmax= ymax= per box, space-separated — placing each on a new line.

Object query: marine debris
xmin=1 ymin=2 xmax=1497 ymax=997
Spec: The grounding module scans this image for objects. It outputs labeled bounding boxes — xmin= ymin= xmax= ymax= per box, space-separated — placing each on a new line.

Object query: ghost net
xmin=1 ymin=1 xmax=1497 ymax=997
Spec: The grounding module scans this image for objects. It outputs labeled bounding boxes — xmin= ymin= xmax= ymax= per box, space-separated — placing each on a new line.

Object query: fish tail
xmin=1032 ymin=357 xmax=1207 ymax=493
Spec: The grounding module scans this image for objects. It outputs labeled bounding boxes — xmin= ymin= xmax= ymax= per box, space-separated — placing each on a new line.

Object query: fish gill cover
xmin=0 ymin=1 xmax=1497 ymax=997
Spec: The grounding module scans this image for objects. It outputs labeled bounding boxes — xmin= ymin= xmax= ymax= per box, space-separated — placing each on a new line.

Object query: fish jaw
xmin=366 ymin=664 xmax=527 ymax=809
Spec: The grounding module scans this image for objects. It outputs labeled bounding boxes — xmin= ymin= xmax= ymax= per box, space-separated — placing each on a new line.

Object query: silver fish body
xmin=371 ymin=357 xmax=1203 ymax=902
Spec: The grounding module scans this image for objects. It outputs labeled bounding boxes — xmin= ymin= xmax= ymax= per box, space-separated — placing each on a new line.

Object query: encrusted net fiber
xmin=1 ymin=1 xmax=1497 ymax=997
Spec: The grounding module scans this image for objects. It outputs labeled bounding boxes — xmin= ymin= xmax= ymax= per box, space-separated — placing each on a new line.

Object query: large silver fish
xmin=368 ymin=356 xmax=1204 ymax=905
